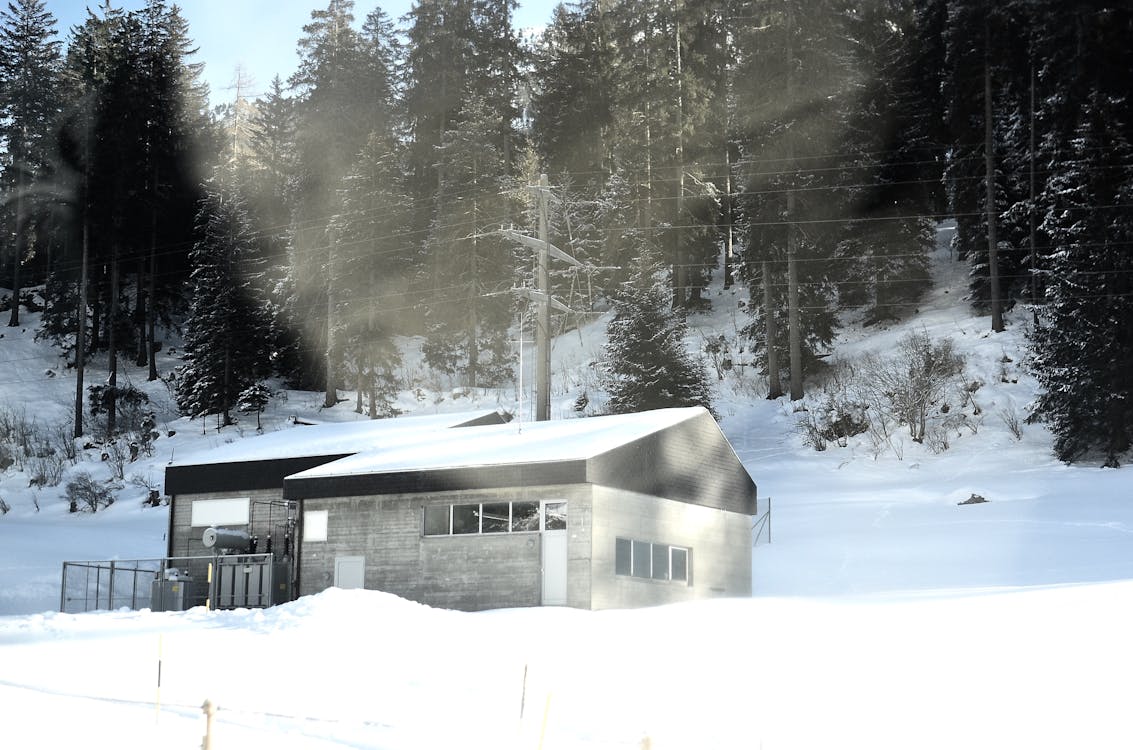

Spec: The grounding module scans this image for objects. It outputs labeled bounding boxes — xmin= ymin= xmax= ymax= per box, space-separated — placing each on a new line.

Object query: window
xmin=423 ymin=501 xmax=567 ymax=536
xmin=190 ymin=497 xmax=250 ymax=527
xmin=544 ymin=502 xmax=567 ymax=530
xmin=423 ymin=506 xmax=450 ymax=536
xmin=670 ymin=547 xmax=689 ymax=583
xmin=615 ymin=537 xmax=690 ymax=584
xmin=512 ymin=501 xmax=540 ymax=531
xmin=303 ymin=510 xmax=328 ymax=542
xmin=480 ymin=503 xmax=510 ymax=533
xmin=615 ymin=538 xmax=632 ymax=576
xmin=632 ymin=539 xmax=651 ymax=578
xmin=452 ymin=504 xmax=478 ymax=534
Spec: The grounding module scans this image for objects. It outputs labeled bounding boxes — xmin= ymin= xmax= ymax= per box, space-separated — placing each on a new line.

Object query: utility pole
xmin=497 ymin=175 xmax=582 ymax=422
xmin=785 ymin=7 xmax=803 ymax=401
xmin=985 ymin=17 xmax=1004 ymax=333
xmin=536 ymin=174 xmax=552 ymax=421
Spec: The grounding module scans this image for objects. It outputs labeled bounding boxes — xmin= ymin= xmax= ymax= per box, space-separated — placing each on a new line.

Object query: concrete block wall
xmin=298 ymin=484 xmax=593 ymax=611
xmin=170 ymin=488 xmax=283 ymax=558
xmin=588 ymin=485 xmax=752 ymax=610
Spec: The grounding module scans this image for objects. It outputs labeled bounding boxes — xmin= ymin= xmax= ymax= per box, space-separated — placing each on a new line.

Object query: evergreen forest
xmin=1 ymin=0 xmax=1130 ymax=465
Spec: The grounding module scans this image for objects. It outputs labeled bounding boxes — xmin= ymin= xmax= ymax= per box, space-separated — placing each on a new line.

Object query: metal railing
xmin=753 ymin=497 xmax=772 ymax=545
xmin=60 ymin=554 xmax=280 ymax=614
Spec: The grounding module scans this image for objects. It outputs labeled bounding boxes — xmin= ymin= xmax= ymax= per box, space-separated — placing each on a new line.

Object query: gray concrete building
xmin=164 ymin=407 xmax=756 ymax=611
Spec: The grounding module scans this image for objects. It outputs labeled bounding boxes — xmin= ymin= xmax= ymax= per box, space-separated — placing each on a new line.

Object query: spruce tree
xmin=176 ymin=171 xmax=270 ymax=426
xmin=0 ymin=0 xmax=62 ymax=326
xmin=735 ymin=0 xmax=846 ymax=390
xmin=1031 ymin=5 xmax=1133 ymax=466
xmin=332 ymin=131 xmax=409 ymax=418
xmin=602 ymin=245 xmax=713 ymax=415
xmin=421 ymin=95 xmax=516 ymax=387
xmin=833 ymin=0 xmax=933 ymax=324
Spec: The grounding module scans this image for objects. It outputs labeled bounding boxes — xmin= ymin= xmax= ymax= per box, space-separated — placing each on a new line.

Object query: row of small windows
xmin=424 ymin=501 xmax=567 ymax=536
xmin=615 ymin=538 xmax=690 ymax=583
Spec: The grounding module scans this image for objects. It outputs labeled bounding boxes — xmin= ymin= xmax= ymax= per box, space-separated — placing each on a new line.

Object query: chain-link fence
xmin=60 ymin=553 xmax=285 ymax=613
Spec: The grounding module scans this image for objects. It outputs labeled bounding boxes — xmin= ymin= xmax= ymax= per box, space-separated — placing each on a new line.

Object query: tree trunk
xmin=8 ymin=176 xmax=22 ymax=327
xmin=324 ymin=230 xmax=337 ymax=408
xmin=107 ymin=249 xmax=120 ymax=437
xmin=147 ymin=207 xmax=158 ymax=380
xmin=672 ymin=18 xmax=687 ymax=309
xmin=467 ymin=217 xmax=479 ymax=389
xmin=135 ymin=258 xmax=147 ymax=366
xmin=723 ymin=144 xmax=735 ymax=290
xmin=90 ymin=265 xmax=102 ymax=354
xmin=763 ymin=260 xmax=782 ymax=399
xmin=222 ymin=342 xmax=232 ymax=427
xmin=355 ymin=342 xmax=364 ymax=414
xmin=74 ymin=202 xmax=90 ymax=439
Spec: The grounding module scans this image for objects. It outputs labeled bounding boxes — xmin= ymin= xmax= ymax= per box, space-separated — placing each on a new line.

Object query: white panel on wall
xmin=304 ymin=510 xmax=329 ymax=542
xmin=190 ymin=497 xmax=250 ymax=527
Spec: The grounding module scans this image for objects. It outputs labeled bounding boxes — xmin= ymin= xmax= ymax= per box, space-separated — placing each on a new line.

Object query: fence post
xmin=60 ymin=563 xmax=67 ymax=612
xmin=768 ymin=497 xmax=772 ymax=544
xmin=201 ymin=699 xmax=216 ymax=750
xmin=108 ymin=560 xmax=116 ymax=610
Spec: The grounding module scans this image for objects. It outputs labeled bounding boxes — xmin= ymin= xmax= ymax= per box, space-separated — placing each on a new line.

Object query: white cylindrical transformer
xmin=202 ymin=527 xmax=252 ymax=552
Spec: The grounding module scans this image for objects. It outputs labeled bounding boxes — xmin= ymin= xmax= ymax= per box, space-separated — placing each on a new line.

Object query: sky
xmin=47 ymin=0 xmax=558 ymax=105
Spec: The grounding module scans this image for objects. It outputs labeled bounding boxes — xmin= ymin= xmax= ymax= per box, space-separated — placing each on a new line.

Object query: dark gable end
xmin=586 ymin=409 xmax=757 ymax=515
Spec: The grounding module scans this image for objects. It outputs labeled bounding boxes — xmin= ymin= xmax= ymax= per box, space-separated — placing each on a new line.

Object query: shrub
xmin=798 ymin=362 xmax=871 ymax=451
xmin=861 ymin=332 xmax=966 ymax=444
xmin=65 ymin=472 xmax=115 ymax=513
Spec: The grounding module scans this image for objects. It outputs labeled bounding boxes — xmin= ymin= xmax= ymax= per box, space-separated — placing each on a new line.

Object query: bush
xmin=861 ymin=332 xmax=966 ymax=445
xmin=65 ymin=472 xmax=115 ymax=513
xmin=798 ymin=362 xmax=871 ymax=451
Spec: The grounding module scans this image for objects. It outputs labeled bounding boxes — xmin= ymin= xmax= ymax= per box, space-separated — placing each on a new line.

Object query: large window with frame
xmin=423 ymin=500 xmax=561 ymax=536
xmin=615 ymin=537 xmax=690 ymax=583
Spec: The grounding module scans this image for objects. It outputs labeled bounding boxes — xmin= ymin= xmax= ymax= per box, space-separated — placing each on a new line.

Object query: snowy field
xmin=2 ymin=235 xmax=1132 ymax=748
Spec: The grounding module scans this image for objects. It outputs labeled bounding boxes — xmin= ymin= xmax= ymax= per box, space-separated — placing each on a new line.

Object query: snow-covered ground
xmin=2 ymin=233 xmax=1132 ymax=748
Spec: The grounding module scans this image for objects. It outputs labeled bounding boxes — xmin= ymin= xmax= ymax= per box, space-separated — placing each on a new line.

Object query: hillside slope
xmin=0 ymin=225 xmax=1130 ymax=618
xmin=1 ymin=231 xmax=1132 ymax=749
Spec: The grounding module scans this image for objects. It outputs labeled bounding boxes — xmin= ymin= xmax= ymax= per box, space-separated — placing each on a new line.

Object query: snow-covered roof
xmin=286 ymin=407 xmax=708 ymax=480
xmin=163 ymin=410 xmax=509 ymax=496
xmin=281 ymin=407 xmax=757 ymax=515
xmin=169 ymin=410 xmax=507 ymax=467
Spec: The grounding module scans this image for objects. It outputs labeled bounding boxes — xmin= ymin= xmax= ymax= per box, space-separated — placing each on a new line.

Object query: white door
xmin=334 ymin=556 xmax=365 ymax=589
xmin=541 ymin=502 xmax=568 ymax=606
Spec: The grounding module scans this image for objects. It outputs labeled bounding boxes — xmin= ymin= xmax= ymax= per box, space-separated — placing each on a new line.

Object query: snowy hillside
xmin=1 ymin=232 xmax=1132 ymax=748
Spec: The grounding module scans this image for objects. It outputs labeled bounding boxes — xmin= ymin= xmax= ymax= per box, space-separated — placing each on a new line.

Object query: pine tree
xmin=403 ymin=0 xmax=523 ymax=297
xmin=735 ymin=0 xmax=847 ymax=393
xmin=176 ymin=171 xmax=270 ymax=426
xmin=421 ymin=95 xmax=517 ymax=387
xmin=0 ymin=0 xmax=62 ymax=326
xmin=1031 ymin=4 xmax=1133 ymax=466
xmin=332 ymin=131 xmax=409 ymax=418
xmin=530 ymin=0 xmax=616 ymax=179
xmin=281 ymin=0 xmax=406 ymax=399
xmin=602 ymin=244 xmax=714 ymax=415
xmin=833 ymin=0 xmax=933 ymax=324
